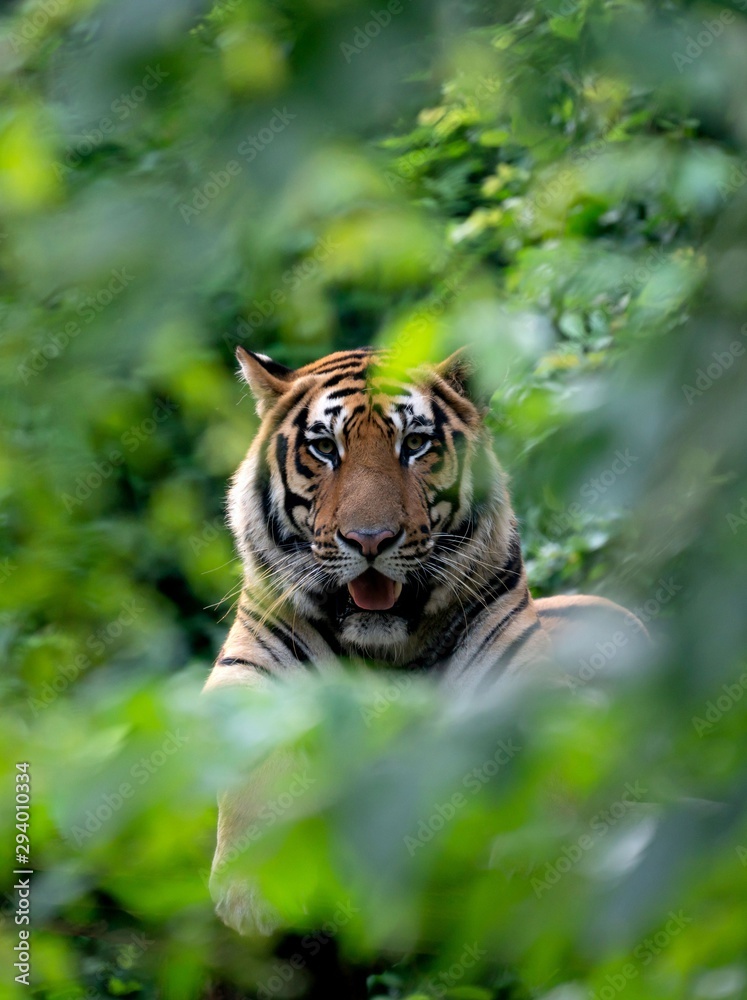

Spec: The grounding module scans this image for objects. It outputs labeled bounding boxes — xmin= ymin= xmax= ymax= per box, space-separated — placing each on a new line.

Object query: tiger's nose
xmin=340 ymin=528 xmax=399 ymax=558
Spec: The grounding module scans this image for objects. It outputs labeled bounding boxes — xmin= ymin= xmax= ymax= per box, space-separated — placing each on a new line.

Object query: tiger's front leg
xmin=209 ymin=749 xmax=298 ymax=936
xmin=203 ymin=650 xmax=310 ymax=937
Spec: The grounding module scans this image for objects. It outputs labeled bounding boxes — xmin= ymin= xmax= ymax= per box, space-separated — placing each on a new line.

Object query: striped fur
xmin=204 ymin=347 xmax=648 ymax=935
xmin=205 ymin=346 xmax=552 ymax=697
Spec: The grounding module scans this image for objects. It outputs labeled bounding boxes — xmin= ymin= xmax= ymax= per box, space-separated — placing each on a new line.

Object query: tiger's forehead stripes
xmin=304 ymin=369 xmax=435 ymax=444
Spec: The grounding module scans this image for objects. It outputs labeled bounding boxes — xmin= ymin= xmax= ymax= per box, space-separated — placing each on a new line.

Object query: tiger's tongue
xmin=347 ymin=569 xmax=403 ymax=611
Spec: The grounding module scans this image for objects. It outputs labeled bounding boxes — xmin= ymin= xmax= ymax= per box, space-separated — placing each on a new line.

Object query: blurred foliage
xmin=1 ymin=0 xmax=747 ymax=997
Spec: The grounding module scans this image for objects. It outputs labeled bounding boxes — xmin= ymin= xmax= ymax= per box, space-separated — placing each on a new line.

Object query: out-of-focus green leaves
xmin=2 ymin=0 xmax=747 ymax=996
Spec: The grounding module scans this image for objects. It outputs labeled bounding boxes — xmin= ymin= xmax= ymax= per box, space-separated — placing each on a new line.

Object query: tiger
xmin=203 ymin=345 xmax=648 ymax=935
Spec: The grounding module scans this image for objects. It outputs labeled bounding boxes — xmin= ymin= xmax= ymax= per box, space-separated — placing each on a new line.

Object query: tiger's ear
xmin=236 ymin=347 xmax=296 ymax=416
xmin=435 ymin=348 xmax=477 ymax=398
xmin=434 ymin=348 xmax=492 ymax=415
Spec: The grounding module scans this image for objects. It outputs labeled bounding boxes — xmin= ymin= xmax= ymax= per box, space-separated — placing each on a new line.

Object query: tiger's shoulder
xmin=534 ymin=594 xmax=651 ymax=682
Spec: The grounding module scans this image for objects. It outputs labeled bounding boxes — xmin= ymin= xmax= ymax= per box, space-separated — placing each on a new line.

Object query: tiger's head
xmin=229 ymin=346 xmax=512 ymax=658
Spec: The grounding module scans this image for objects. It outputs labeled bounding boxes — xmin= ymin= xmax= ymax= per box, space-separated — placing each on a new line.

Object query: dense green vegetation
xmin=2 ymin=0 xmax=747 ymax=997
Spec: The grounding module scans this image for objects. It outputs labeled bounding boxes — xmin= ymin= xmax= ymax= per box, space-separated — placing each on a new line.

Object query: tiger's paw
xmin=211 ymin=876 xmax=281 ymax=937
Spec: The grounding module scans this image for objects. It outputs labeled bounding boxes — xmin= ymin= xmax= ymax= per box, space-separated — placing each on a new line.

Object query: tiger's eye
xmin=404 ymin=432 xmax=426 ymax=452
xmin=313 ymin=438 xmax=337 ymax=456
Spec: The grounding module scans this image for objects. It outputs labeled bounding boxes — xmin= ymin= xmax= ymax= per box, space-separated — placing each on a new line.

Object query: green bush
xmin=2 ymin=0 xmax=747 ymax=997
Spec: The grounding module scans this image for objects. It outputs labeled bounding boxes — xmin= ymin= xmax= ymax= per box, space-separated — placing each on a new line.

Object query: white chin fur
xmin=340 ymin=613 xmax=409 ymax=653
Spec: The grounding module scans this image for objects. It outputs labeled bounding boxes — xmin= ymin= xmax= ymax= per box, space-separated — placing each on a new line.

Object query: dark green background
xmin=1 ymin=0 xmax=747 ymax=997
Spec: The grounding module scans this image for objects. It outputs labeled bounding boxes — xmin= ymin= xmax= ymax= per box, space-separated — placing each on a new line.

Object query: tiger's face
xmin=230 ymin=347 xmax=501 ymax=655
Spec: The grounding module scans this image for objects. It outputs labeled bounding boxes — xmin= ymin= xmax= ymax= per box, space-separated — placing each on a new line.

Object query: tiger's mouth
xmin=347 ymin=568 xmax=403 ymax=612
xmin=326 ymin=569 xmax=429 ymax=625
